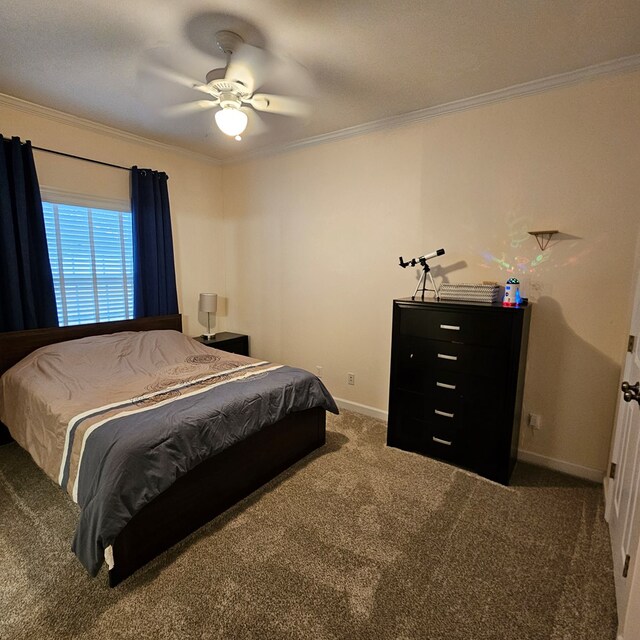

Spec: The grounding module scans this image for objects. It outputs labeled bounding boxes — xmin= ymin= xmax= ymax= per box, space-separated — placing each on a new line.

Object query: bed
xmin=0 ymin=315 xmax=337 ymax=586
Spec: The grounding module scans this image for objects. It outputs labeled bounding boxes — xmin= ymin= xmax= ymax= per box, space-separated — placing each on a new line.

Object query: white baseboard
xmin=517 ymin=448 xmax=605 ymax=483
xmin=333 ymin=397 xmax=388 ymax=422
xmin=332 ymin=400 xmax=605 ymax=483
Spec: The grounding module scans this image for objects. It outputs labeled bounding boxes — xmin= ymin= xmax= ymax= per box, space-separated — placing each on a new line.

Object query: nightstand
xmin=193 ymin=332 xmax=249 ymax=356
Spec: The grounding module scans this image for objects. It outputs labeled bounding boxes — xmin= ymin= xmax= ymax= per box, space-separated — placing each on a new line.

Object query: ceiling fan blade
xmin=260 ymin=51 xmax=315 ymax=100
xmin=138 ymin=46 xmax=223 ymax=108
xmin=143 ymin=65 xmax=208 ymax=94
xmin=162 ymin=100 xmax=218 ymax=117
xmin=248 ymin=94 xmax=310 ymax=118
xmin=136 ymin=66 xmax=212 ymax=112
xmin=191 ymin=82 xmax=217 ymax=96
xmin=242 ymin=108 xmax=268 ymax=136
xmin=225 ymin=43 xmax=270 ymax=95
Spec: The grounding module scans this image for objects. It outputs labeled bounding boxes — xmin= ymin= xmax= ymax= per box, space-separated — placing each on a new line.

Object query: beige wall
xmin=2 ymin=71 xmax=639 ymax=475
xmin=0 ymin=100 xmax=224 ymax=337
xmin=223 ymin=71 xmax=640 ymax=474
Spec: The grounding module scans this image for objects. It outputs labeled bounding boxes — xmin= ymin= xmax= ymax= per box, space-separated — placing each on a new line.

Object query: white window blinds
xmin=42 ymin=202 xmax=134 ymax=326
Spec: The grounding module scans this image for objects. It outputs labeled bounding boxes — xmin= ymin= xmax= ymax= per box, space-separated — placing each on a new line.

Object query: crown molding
xmin=2 ymin=52 xmax=639 ymax=168
xmin=0 ymin=93 xmax=222 ymax=166
xmin=229 ymin=53 xmax=640 ymax=164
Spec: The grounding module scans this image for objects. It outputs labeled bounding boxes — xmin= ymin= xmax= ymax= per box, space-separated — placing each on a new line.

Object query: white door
xmin=606 ymin=255 xmax=640 ymax=639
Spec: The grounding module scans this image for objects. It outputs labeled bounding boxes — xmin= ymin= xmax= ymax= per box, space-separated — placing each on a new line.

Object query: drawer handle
xmin=436 ymin=381 xmax=456 ymax=390
xmin=435 ymin=409 xmax=455 ymax=418
xmin=432 ymin=437 xmax=452 ymax=446
xmin=437 ymin=353 xmax=458 ymax=361
xmin=440 ymin=324 xmax=461 ymax=331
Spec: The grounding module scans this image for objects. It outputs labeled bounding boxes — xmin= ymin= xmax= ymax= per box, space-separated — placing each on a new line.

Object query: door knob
xmin=622 ymin=381 xmax=640 ymax=404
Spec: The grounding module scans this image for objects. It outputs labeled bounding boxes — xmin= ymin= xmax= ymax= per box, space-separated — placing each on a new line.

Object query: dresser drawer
xmin=391 ymin=389 xmax=428 ymax=421
xmin=387 ymin=412 xmax=465 ymax=464
xmin=395 ymin=338 xmax=428 ymax=393
xmin=423 ymin=417 xmax=467 ymax=464
xmin=387 ymin=412 xmax=427 ymax=451
xmin=395 ymin=337 xmax=506 ymax=392
xmin=424 ymin=339 xmax=506 ymax=378
xmin=389 ymin=389 xmax=465 ymax=456
xmin=397 ymin=335 xmax=506 ymax=381
xmin=392 ymin=388 xmax=464 ymax=423
xmin=399 ymin=307 xmax=511 ymax=347
xmin=389 ymin=390 xmax=497 ymax=468
xmin=425 ymin=370 xmax=503 ymax=407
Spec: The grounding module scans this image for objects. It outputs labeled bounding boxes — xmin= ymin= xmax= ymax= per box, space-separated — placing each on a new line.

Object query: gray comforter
xmin=0 ymin=330 xmax=337 ymax=575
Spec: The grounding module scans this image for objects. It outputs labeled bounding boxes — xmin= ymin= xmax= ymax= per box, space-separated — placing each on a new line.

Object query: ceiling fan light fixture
xmin=215 ymin=106 xmax=248 ymax=137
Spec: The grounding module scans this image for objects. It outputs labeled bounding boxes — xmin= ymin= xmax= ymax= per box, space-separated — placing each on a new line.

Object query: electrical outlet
xmin=528 ymin=413 xmax=542 ymax=429
xmin=347 ymin=372 xmax=355 ymax=386
xmin=316 ymin=366 xmax=323 ymax=378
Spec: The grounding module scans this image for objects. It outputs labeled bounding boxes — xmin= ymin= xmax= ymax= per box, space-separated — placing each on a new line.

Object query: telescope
xmin=399 ymin=248 xmax=445 ymax=269
xmin=398 ymin=248 xmax=445 ymax=300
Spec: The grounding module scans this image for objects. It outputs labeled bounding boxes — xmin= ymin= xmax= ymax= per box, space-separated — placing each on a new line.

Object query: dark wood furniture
xmin=193 ymin=332 xmax=249 ymax=356
xmin=387 ymin=298 xmax=531 ymax=485
xmin=110 ymin=406 xmax=324 ymax=586
xmin=0 ymin=423 xmax=11 ymax=445
xmin=0 ymin=316 xmax=326 ymax=586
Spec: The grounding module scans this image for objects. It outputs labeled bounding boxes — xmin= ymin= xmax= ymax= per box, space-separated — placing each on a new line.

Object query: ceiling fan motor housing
xmin=206 ymin=74 xmax=251 ymax=99
xmin=218 ymin=91 xmax=243 ymax=110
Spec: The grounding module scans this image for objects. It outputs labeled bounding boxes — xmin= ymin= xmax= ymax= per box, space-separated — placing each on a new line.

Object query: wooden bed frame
xmin=0 ymin=315 xmax=327 ymax=587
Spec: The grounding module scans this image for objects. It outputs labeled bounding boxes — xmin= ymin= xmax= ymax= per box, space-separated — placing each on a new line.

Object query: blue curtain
xmin=0 ymin=136 xmax=58 ymax=332
xmin=131 ymin=167 xmax=178 ymax=317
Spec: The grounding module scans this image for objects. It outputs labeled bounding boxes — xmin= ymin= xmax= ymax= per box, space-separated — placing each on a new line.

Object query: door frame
xmin=604 ymin=229 xmax=640 ymax=640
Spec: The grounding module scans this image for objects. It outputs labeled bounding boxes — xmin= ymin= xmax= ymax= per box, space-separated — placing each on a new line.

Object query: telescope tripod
xmin=412 ymin=259 xmax=440 ymax=300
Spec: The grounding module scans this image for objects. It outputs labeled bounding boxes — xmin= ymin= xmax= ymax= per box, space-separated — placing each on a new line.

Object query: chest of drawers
xmin=387 ymin=298 xmax=531 ymax=485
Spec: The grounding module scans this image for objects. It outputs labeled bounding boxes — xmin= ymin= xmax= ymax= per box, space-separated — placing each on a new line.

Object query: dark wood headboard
xmin=0 ymin=314 xmax=182 ymax=377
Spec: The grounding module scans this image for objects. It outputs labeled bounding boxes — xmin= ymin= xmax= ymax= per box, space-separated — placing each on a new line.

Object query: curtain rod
xmin=31 ymin=145 xmax=130 ymax=172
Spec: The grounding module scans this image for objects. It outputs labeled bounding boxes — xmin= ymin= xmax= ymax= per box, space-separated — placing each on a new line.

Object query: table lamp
xmin=199 ymin=293 xmax=218 ymax=339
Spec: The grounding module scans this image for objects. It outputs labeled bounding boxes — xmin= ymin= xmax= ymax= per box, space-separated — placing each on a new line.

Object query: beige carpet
xmin=0 ymin=410 xmax=617 ymax=639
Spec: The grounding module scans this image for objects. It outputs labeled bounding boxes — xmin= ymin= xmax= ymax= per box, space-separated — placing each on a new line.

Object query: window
xmin=42 ymin=202 xmax=134 ymax=326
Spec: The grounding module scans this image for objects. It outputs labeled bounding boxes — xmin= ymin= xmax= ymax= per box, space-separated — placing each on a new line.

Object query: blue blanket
xmin=71 ymin=365 xmax=337 ymax=575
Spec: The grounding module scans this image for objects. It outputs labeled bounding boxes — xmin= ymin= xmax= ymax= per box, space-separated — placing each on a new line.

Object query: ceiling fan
xmin=167 ymin=30 xmax=310 ymax=141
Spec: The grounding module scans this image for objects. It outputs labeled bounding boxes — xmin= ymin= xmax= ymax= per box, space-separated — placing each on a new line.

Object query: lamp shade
xmin=199 ymin=293 xmax=218 ymax=314
xmin=214 ymin=107 xmax=248 ymax=137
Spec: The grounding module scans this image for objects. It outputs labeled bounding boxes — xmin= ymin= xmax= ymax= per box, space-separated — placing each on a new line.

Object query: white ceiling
xmin=1 ymin=0 xmax=640 ymax=161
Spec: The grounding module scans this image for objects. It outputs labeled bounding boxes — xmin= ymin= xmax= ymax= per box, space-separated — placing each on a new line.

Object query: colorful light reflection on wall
xmin=481 ymin=250 xmax=549 ymax=273
xmin=478 ymin=211 xmax=552 ymax=274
